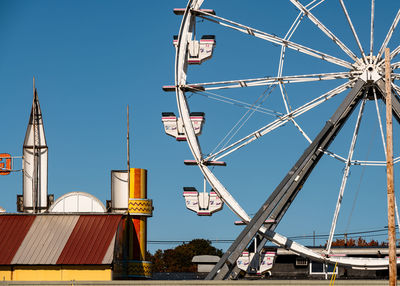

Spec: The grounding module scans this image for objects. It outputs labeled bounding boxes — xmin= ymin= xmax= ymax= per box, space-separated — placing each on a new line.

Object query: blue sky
xmin=1 ymin=0 xmax=400 ymax=253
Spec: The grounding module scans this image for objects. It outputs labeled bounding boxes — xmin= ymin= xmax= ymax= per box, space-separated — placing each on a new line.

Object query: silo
xmin=111 ymin=170 xmax=129 ymax=213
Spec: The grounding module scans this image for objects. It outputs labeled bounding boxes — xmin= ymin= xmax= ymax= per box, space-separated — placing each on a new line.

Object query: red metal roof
xmin=0 ymin=214 xmax=121 ymax=265
xmin=57 ymin=215 xmax=121 ymax=264
xmin=0 ymin=215 xmax=35 ymax=264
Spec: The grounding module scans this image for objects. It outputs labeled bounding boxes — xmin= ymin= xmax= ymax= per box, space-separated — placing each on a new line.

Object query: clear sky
xmin=1 ymin=0 xmax=400 ymax=254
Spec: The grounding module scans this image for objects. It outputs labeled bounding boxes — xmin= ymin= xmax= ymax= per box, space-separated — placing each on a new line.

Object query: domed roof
xmin=48 ymin=192 xmax=106 ymax=213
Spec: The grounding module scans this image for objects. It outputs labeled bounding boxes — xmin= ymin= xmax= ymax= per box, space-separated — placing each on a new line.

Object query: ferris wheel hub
xmin=359 ymin=62 xmax=382 ymax=83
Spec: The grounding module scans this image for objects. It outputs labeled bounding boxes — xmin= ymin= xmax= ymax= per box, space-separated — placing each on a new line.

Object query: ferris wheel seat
xmin=162 ymin=84 xmax=205 ymax=92
xmin=162 ymin=85 xmax=175 ymax=92
xmin=162 ymin=112 xmax=205 ymax=140
xmin=184 ymin=160 xmax=226 ymax=166
xmin=183 ymin=187 xmax=223 ymax=216
xmin=187 ymin=35 xmax=216 ymax=65
xmin=237 ymin=251 xmax=276 ymax=275
xmin=173 ymin=8 xmax=216 ymax=16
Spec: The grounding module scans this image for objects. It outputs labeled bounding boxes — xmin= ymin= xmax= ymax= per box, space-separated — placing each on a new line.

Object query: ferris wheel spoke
xmin=193 ymin=9 xmax=354 ymax=69
xmin=204 ymin=80 xmax=356 ymax=162
xmin=370 ymin=0 xmax=375 ymax=58
xmin=192 ymin=89 xmax=283 ymax=117
xmin=190 ymin=72 xmax=355 ymax=91
xmin=326 ymin=96 xmax=367 ymax=254
xmin=290 ymin=0 xmax=358 ymax=63
xmin=278 ymin=0 xmax=325 ymax=77
xmin=373 ymin=87 xmax=387 ymax=158
xmin=392 ymin=82 xmax=400 ymax=94
xmin=339 ymin=0 xmax=367 ymax=62
xmin=392 ymin=62 xmax=400 ymax=70
xmin=374 ymin=8 xmax=400 ymax=65
xmin=277 ymin=1 xmax=327 ymax=121
xmin=290 ymin=118 xmax=312 ymax=143
xmin=390 ymin=46 xmax=400 ymax=61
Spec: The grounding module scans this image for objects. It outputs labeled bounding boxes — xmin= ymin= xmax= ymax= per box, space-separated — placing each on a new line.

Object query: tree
xmin=329 ymin=237 xmax=384 ymax=247
xmin=148 ymin=239 xmax=223 ymax=273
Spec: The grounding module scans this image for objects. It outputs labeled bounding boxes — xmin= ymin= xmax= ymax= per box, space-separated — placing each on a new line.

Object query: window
xmin=296 ymin=257 xmax=308 ymax=266
xmin=310 ymin=262 xmax=338 ymax=275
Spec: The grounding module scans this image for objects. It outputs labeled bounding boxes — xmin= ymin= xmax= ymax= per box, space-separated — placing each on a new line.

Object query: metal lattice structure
xmin=165 ymin=0 xmax=400 ymax=279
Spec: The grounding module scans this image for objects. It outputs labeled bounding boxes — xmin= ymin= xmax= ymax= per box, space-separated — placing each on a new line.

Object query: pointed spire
xmin=23 ymin=77 xmax=46 ymax=147
xmin=22 ymin=78 xmax=48 ymax=213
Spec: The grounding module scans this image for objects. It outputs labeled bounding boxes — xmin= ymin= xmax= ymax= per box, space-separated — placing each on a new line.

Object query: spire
xmin=23 ymin=77 xmax=47 ymax=148
xmin=22 ymin=77 xmax=48 ymax=213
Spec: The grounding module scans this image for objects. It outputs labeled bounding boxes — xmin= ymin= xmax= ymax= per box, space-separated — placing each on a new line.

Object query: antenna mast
xmin=127 ymin=105 xmax=130 ymax=206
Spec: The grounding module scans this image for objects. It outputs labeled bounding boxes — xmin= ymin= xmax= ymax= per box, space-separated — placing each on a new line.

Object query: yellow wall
xmin=0 ymin=266 xmax=12 ymax=281
xmin=0 ymin=265 xmax=111 ymax=281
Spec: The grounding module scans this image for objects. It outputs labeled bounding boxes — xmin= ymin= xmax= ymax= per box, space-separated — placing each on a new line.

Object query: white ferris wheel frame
xmin=173 ymin=0 xmax=400 ymax=269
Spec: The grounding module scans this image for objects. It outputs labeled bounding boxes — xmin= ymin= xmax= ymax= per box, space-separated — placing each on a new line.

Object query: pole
xmin=385 ymin=48 xmax=397 ymax=286
xmin=127 ymin=105 xmax=130 ymax=209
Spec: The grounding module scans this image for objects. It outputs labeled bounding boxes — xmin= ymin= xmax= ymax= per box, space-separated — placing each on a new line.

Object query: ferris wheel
xmin=162 ymin=0 xmax=400 ymax=278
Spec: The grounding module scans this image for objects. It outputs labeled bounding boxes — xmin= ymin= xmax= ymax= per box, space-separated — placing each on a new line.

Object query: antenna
xmin=127 ymin=105 xmax=130 ymax=206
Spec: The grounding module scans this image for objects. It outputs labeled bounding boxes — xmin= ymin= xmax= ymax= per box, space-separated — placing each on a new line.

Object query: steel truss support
xmin=206 ymin=78 xmax=400 ymax=280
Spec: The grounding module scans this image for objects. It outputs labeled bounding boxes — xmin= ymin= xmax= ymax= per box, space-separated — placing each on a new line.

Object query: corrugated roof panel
xmin=0 ymin=215 xmax=35 ymax=264
xmin=41 ymin=215 xmax=80 ymax=263
xmin=102 ymin=234 xmax=116 ymax=264
xmin=57 ymin=215 xmax=121 ymax=264
xmin=12 ymin=215 xmax=80 ymax=264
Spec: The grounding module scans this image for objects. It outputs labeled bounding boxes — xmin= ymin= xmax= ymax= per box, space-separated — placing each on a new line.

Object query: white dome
xmin=48 ymin=192 xmax=106 ymax=213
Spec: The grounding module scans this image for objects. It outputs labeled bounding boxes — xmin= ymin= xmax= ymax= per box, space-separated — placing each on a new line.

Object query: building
xmin=0 ymin=213 xmax=121 ymax=281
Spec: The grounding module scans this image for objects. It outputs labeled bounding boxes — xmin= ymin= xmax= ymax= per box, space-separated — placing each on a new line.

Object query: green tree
xmin=148 ymin=239 xmax=223 ymax=273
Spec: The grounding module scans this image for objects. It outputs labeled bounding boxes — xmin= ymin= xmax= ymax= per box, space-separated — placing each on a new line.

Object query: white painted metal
xmin=23 ymin=87 xmax=48 ymax=213
xmin=191 ymin=72 xmax=355 ymax=91
xmin=373 ymin=88 xmax=387 ymax=157
xmin=370 ymin=0 xmax=374 ymax=58
xmin=194 ymin=9 xmax=353 ymax=69
xmin=49 ymin=191 xmax=106 ymax=213
xmin=339 ymin=0 xmax=367 ymax=63
xmin=289 ymin=0 xmax=359 ymax=63
xmin=326 ymin=97 xmax=367 ymax=254
xmin=111 ymin=170 xmax=128 ymax=213
xmin=193 ymin=89 xmax=282 ymax=117
xmin=374 ymin=8 xmax=400 ymax=65
xmin=173 ymin=0 xmax=400 ymax=271
xmin=204 ymin=80 xmax=355 ymax=162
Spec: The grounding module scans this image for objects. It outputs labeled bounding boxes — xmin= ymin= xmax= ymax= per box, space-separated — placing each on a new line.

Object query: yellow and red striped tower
xmin=128 ymin=168 xmax=152 ymax=277
xmin=112 ymin=168 xmax=152 ymax=280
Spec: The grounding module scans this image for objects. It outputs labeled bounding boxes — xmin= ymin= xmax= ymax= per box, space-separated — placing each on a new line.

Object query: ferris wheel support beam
xmin=208 ymin=77 xmax=400 ymax=280
xmin=207 ymin=79 xmax=367 ymax=280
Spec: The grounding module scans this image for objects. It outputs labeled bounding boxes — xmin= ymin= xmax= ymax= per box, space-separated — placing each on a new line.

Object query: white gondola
xmin=161 ymin=112 xmax=205 ymax=141
xmin=183 ymin=187 xmax=223 ymax=216
xmin=237 ymin=250 xmax=276 ymax=275
xmin=173 ymin=35 xmax=216 ymax=65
